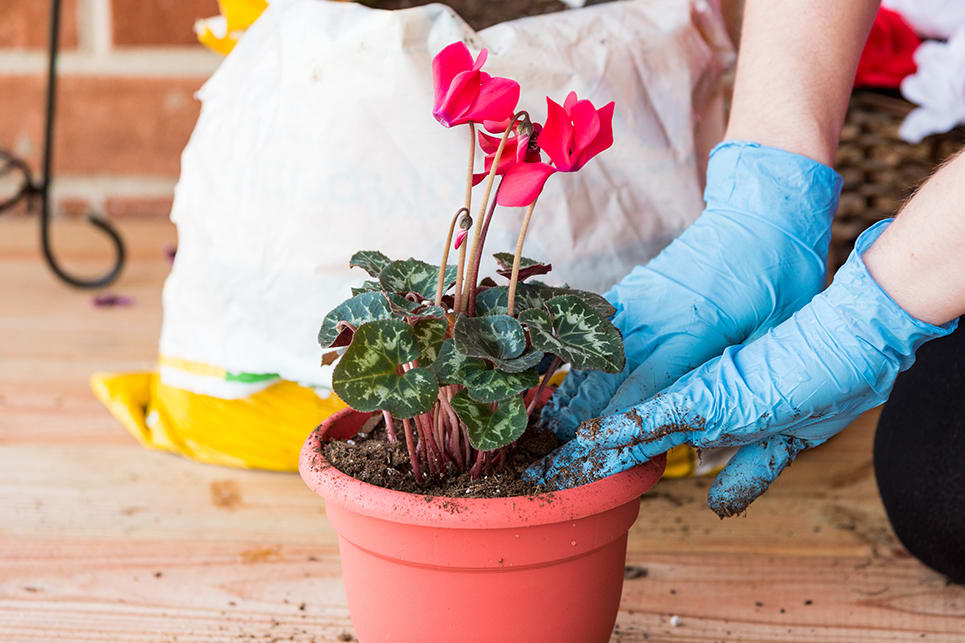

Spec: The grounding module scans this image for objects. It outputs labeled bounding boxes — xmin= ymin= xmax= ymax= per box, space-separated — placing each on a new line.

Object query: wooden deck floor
xmin=1 ymin=218 xmax=963 ymax=642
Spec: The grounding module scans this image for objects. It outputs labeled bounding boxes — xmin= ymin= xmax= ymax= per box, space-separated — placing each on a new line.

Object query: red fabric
xmin=855 ymin=7 xmax=921 ymax=89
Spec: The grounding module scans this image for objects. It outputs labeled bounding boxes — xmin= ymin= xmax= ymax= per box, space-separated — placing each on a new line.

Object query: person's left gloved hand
xmin=526 ymin=221 xmax=957 ymax=516
xmin=540 ymin=141 xmax=842 ymax=451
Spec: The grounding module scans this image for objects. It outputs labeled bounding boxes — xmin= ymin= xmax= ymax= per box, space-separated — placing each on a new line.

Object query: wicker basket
xmin=831 ymin=91 xmax=965 ymax=270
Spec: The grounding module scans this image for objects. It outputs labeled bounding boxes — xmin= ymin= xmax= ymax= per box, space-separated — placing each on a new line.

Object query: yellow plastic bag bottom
xmin=91 ymin=372 xmax=345 ymax=471
xmin=91 ymin=371 xmax=698 ymax=477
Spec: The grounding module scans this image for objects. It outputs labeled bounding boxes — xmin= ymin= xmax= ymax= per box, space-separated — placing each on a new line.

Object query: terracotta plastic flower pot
xmin=299 ymin=408 xmax=666 ymax=643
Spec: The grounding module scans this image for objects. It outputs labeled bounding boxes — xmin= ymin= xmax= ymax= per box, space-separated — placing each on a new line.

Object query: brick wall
xmin=1 ymin=0 xmax=221 ymax=218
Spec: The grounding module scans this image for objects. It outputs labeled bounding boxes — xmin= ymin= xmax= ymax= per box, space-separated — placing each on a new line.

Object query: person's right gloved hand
xmin=540 ymin=140 xmax=843 ymax=469
xmin=527 ymin=220 xmax=958 ymax=515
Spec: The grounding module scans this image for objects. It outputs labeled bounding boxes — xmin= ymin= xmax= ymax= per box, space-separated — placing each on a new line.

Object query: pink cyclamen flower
xmin=472 ymin=124 xmax=543 ymax=185
xmin=432 ymin=42 xmax=520 ymax=130
xmin=454 ymin=228 xmax=468 ymax=250
xmin=538 ymin=91 xmax=615 ymax=172
xmin=473 ymin=124 xmax=557 ymax=208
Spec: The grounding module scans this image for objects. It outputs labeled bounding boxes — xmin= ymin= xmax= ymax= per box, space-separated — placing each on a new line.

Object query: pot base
xmin=339 ymin=529 xmax=630 ymax=643
xmin=301 ymin=409 xmax=666 ymax=643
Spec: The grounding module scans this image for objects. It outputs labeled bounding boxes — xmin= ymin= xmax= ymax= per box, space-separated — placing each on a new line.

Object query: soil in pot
xmin=321 ymin=417 xmax=559 ymax=498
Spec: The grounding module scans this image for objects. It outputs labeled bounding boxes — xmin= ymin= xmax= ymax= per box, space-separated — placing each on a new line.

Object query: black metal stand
xmin=0 ymin=0 xmax=125 ymax=289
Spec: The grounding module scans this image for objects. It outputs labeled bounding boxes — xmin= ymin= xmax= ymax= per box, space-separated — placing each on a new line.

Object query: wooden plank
xmin=1 ymin=218 xmax=963 ymax=642
xmin=616 ymin=553 xmax=965 ymax=642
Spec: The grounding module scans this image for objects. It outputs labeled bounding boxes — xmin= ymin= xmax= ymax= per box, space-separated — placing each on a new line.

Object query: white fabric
xmin=161 ymin=0 xmax=733 ymax=392
xmin=899 ymin=28 xmax=965 ymax=143
xmin=883 ymin=0 xmax=965 ymax=40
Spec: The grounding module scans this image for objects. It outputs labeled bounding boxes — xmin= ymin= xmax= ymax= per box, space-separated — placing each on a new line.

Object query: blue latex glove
xmin=541 ymin=141 xmax=843 ymax=477
xmin=528 ymin=221 xmax=957 ymax=516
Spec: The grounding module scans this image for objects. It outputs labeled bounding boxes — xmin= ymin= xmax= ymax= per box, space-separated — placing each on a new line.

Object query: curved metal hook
xmin=0 ymin=150 xmax=34 ymax=212
xmin=40 ymin=209 xmax=126 ymax=289
xmin=36 ymin=0 xmax=125 ymax=289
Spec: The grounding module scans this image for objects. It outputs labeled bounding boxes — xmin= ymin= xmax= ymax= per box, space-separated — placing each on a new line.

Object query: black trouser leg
xmin=875 ymin=318 xmax=965 ymax=583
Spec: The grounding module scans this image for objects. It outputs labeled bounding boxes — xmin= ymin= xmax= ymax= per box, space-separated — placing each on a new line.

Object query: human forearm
xmin=863 ymin=151 xmax=965 ymax=325
xmin=725 ymin=0 xmax=880 ymax=165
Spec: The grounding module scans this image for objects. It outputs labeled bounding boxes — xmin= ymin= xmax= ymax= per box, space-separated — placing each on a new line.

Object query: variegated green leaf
xmin=559 ymin=289 xmax=615 ymax=318
xmin=433 ymin=341 xmax=537 ymax=402
xmin=474 ymin=286 xmax=510 ymax=316
xmin=525 ymin=282 xmax=616 ymax=318
xmin=332 ymin=320 xmax=438 ymax=419
xmin=492 ymin=252 xmax=552 ymax=281
xmin=385 ymin=292 xmax=444 ymax=319
xmin=350 ymin=250 xmax=392 ymax=277
xmin=351 ymin=280 xmax=382 ymax=296
xmin=432 ymin=339 xmax=485 ymax=385
xmin=462 ymin=366 xmax=538 ymax=403
xmin=453 ymin=314 xmax=526 ymax=362
xmin=492 ymin=252 xmax=543 ymax=271
xmin=450 ymin=390 xmax=528 ymax=451
xmin=472 ymin=284 xmax=555 ymax=317
xmin=413 ymin=318 xmax=447 ymax=367
xmin=380 ymin=259 xmax=457 ymax=299
xmin=491 ymin=347 xmax=544 ymax=373
xmin=318 ymin=291 xmax=392 ymax=348
xmin=519 ymin=295 xmax=625 ymax=373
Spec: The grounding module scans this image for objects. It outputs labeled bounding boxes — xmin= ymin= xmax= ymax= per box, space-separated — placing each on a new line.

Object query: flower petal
xmin=569 ymin=98 xmax=601 ymax=158
xmin=575 ymin=101 xmax=615 ymax=169
xmin=477 ymin=142 xmax=522 ymax=182
xmin=482 ymin=117 xmax=513 ymax=133
xmin=464 ymin=76 xmax=520 ymax=131
xmin=496 ymin=162 xmax=557 ymax=207
xmin=515 ymin=132 xmax=530 ymax=164
xmin=539 ymin=96 xmax=574 ymax=170
xmin=477 ymin=130 xmax=503 ymax=155
xmin=432 ymin=42 xmax=474 ymax=112
xmin=473 ymin=47 xmax=489 ymax=71
xmin=435 ymin=69 xmax=480 ymax=126
xmin=563 ymin=90 xmax=579 ymax=113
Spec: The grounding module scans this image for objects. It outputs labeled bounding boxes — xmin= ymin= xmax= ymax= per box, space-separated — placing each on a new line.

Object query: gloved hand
xmin=541 ymin=140 xmax=843 ymax=480
xmin=528 ymin=220 xmax=957 ymax=516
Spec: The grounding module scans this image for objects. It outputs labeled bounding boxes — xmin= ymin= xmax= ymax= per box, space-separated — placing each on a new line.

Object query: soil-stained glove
xmin=541 ymin=141 xmax=843 ymax=447
xmin=528 ymin=221 xmax=957 ymax=516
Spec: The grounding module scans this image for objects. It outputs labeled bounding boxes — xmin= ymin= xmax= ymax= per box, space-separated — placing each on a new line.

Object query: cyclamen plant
xmin=318 ymin=42 xmax=625 ymax=484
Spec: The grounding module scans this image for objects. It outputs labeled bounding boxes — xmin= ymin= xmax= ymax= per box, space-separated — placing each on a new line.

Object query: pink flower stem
xmin=431 ymin=405 xmax=447 ymax=462
xmin=454 ymin=235 xmax=470 ymax=312
xmin=470 ymin=449 xmax=487 ymax=480
xmin=450 ymin=420 xmax=464 ymax=470
xmin=445 ymin=384 xmax=473 ymax=464
xmin=438 ymin=390 xmax=464 ymax=469
xmin=465 ymin=180 xmax=503 ymax=317
xmin=527 ymin=355 xmax=561 ymax=416
xmin=435 ymin=207 xmax=468 ymax=307
xmin=506 ymin=198 xmax=538 ymax=317
xmin=464 ymin=112 xmax=528 ymax=312
xmin=419 ymin=412 xmax=448 ymax=473
xmin=402 ymin=418 xmax=423 ymax=484
xmin=454 ymin=123 xmax=476 ymax=312
xmin=412 ymin=416 xmax=437 ymax=477
xmin=495 ymin=447 xmax=507 ymax=472
xmin=382 ymin=410 xmax=397 ymax=442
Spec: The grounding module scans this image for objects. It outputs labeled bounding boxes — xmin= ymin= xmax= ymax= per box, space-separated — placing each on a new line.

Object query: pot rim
xmin=299 ymin=407 xmax=666 ymax=530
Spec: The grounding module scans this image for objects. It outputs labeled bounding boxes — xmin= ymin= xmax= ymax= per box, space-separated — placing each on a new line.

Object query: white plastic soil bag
xmin=160 ymin=0 xmax=734 ymax=394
